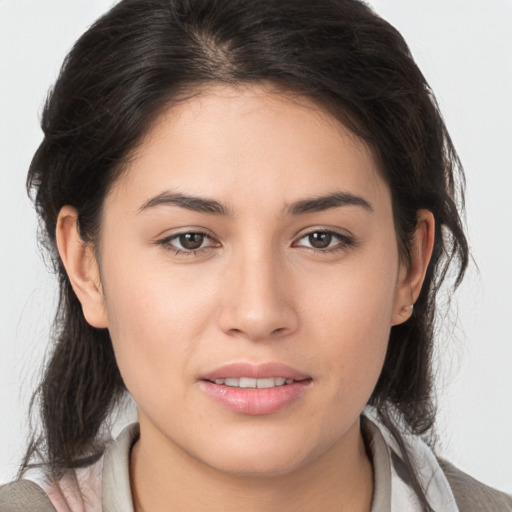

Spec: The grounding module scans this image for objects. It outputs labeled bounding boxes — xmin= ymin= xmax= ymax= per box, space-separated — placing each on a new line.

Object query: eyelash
xmin=157 ymin=229 xmax=354 ymax=256
xmin=157 ymin=231 xmax=218 ymax=256
xmin=293 ymin=230 xmax=355 ymax=253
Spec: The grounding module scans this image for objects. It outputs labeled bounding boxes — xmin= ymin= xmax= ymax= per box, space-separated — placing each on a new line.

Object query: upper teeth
xmin=214 ymin=377 xmax=294 ymax=388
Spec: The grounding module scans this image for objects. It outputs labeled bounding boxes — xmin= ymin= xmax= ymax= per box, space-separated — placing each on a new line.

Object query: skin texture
xmin=56 ymin=85 xmax=434 ymax=512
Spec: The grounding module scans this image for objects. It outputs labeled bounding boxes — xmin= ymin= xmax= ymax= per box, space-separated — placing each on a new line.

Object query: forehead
xmin=109 ymin=84 xmax=390 ymax=214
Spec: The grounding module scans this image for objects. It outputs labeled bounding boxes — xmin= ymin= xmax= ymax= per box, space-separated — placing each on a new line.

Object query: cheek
xmin=298 ymin=246 xmax=398 ymax=397
xmin=306 ymin=296 xmax=390 ymax=401
xmin=100 ymin=256 xmax=218 ymax=403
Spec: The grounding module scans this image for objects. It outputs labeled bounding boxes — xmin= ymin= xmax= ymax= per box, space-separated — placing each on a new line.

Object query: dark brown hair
xmin=23 ymin=1 xmax=468 ymax=509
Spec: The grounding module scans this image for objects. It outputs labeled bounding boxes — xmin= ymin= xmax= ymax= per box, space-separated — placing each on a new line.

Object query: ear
xmin=391 ymin=209 xmax=435 ymax=326
xmin=55 ymin=206 xmax=108 ymax=328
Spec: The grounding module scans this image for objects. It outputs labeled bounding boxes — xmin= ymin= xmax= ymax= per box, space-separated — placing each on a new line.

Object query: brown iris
xmin=179 ymin=233 xmax=205 ymax=250
xmin=308 ymin=232 xmax=333 ymax=249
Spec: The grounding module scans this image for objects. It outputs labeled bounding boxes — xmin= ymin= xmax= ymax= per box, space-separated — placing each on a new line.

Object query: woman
xmin=0 ymin=0 xmax=510 ymax=510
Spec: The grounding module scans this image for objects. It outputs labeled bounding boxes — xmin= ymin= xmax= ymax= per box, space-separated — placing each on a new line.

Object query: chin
xmin=207 ymin=454 xmax=308 ymax=479
xmin=194 ymin=433 xmax=323 ymax=478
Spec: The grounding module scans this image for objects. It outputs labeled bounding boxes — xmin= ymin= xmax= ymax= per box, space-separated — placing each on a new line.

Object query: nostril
xmin=219 ymin=298 xmax=299 ymax=341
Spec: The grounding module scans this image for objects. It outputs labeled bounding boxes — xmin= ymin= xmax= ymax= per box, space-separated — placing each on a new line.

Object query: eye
xmin=175 ymin=233 xmax=208 ymax=250
xmin=294 ymin=230 xmax=353 ymax=251
xmin=158 ymin=231 xmax=218 ymax=254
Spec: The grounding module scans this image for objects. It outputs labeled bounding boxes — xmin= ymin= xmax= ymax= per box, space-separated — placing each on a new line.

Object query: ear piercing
xmin=401 ymin=304 xmax=414 ymax=313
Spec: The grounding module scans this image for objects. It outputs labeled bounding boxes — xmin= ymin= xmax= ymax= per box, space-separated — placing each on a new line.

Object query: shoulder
xmin=0 ymin=479 xmax=56 ymax=511
xmin=439 ymin=459 xmax=512 ymax=512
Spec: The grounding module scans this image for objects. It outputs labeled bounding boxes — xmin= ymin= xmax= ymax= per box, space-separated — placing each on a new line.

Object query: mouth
xmin=200 ymin=361 xmax=310 ymax=382
xmin=209 ymin=377 xmax=298 ymax=388
xmin=199 ymin=363 xmax=312 ymax=415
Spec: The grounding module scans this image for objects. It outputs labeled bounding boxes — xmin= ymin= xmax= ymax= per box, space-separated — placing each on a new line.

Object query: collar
xmin=100 ymin=412 xmax=458 ymax=512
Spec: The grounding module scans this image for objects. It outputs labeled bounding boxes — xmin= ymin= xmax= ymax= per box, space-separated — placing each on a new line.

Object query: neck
xmin=130 ymin=418 xmax=374 ymax=512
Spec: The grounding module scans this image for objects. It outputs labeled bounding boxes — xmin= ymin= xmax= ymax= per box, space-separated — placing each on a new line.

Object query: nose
xmin=218 ymin=245 xmax=299 ymax=341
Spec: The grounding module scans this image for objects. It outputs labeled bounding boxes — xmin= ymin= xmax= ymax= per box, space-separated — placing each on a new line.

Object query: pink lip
xmin=199 ymin=362 xmax=312 ymax=415
xmin=200 ymin=362 xmax=310 ymax=381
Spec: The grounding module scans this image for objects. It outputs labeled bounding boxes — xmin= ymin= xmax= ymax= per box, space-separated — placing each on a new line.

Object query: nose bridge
xmin=219 ymin=238 xmax=297 ymax=340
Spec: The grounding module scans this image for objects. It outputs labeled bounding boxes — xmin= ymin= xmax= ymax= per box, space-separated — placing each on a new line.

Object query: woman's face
xmin=79 ymin=85 xmax=421 ymax=475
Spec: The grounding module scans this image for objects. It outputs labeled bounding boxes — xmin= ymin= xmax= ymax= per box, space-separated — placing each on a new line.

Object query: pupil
xmin=309 ymin=232 xmax=331 ymax=249
xmin=180 ymin=233 xmax=204 ymax=250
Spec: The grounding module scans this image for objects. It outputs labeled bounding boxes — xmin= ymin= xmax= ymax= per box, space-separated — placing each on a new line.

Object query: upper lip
xmin=200 ymin=362 xmax=311 ymax=382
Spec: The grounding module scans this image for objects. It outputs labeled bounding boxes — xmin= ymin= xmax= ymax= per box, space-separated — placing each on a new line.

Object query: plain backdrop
xmin=1 ymin=0 xmax=511 ymax=493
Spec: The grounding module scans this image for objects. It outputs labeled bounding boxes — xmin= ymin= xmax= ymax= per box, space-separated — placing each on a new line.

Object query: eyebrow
xmin=139 ymin=192 xmax=228 ymax=215
xmin=287 ymin=191 xmax=373 ymax=215
xmin=138 ymin=190 xmax=373 ymax=216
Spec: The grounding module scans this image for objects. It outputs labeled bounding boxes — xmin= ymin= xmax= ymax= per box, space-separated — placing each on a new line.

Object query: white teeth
xmin=239 ymin=377 xmax=257 ymax=388
xmin=213 ymin=377 xmax=294 ymax=388
xmin=256 ymin=378 xmax=276 ymax=388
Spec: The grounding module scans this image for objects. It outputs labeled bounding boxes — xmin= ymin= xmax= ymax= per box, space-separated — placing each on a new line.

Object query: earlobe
xmin=391 ymin=209 xmax=435 ymax=326
xmin=55 ymin=206 xmax=108 ymax=328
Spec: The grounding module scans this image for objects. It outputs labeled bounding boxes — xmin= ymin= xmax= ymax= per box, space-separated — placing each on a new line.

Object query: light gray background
xmin=1 ymin=0 xmax=511 ymax=493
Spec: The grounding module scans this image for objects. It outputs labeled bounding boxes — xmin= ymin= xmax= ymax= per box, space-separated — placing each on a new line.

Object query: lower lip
xmin=199 ymin=380 xmax=311 ymax=415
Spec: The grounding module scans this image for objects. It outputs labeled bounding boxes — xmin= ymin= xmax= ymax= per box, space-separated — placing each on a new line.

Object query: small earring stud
xmin=401 ymin=304 xmax=414 ymax=312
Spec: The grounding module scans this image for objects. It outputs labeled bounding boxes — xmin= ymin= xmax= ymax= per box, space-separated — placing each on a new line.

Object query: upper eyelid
xmin=157 ymin=229 xmax=217 ymax=242
xmin=292 ymin=229 xmax=355 ymax=250
xmin=171 ymin=232 xmax=215 ymax=243
xmin=294 ymin=227 xmax=353 ymax=241
xmin=155 ymin=231 xmax=219 ymax=252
